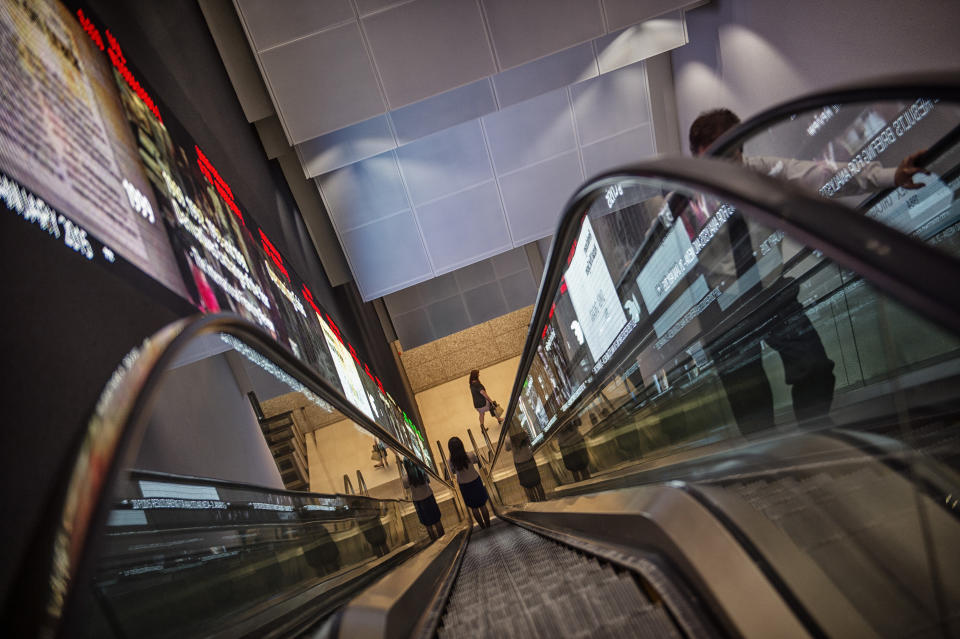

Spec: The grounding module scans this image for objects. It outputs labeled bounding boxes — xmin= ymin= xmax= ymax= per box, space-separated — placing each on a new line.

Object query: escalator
xmin=436 ymin=521 xmax=692 ymax=639
xmin=7 ymin=75 xmax=960 ymax=639
xmin=328 ymin=75 xmax=960 ymax=639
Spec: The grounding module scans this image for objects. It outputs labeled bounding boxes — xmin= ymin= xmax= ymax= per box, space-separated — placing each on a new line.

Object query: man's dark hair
xmin=689 ymin=108 xmax=741 ymax=154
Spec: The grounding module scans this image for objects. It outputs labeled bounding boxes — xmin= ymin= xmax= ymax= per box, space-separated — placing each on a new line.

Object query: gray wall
xmin=136 ymin=354 xmax=284 ymax=489
xmin=671 ymin=0 xmax=960 ymax=154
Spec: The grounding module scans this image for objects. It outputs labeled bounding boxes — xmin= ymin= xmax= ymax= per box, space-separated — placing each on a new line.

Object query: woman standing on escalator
xmin=447 ymin=436 xmax=491 ymax=529
xmin=469 ymin=370 xmax=503 ymax=428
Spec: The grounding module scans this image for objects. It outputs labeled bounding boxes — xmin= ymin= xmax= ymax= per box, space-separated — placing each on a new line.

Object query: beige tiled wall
xmin=305 ymin=419 xmax=404 ymax=495
xmin=400 ymin=305 xmax=532 ymax=393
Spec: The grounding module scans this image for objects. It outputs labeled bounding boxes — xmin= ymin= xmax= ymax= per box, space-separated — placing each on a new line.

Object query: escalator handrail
xmin=706 ymin=71 xmax=960 ymax=159
xmin=489 ymin=151 xmax=960 ymax=472
xmin=356 ymin=469 xmax=369 ymax=496
xmin=127 ymin=468 xmax=409 ymax=505
xmin=35 ymin=313 xmax=453 ymax=639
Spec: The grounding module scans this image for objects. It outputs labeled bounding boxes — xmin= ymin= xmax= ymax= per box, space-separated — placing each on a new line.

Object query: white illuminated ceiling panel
xmin=340 ymin=210 xmax=433 ymax=299
xmin=229 ymin=1 xmax=696 ymax=301
xmin=571 ymin=62 xmax=652 ymax=145
xmin=498 ymin=151 xmax=584 ymax=244
xmin=482 ymin=88 xmax=577 ymax=175
xmin=362 ymin=0 xmax=495 ymax=109
xmin=581 ymin=124 xmax=656 ymax=177
xmin=482 ymin=0 xmax=604 ymax=70
xmin=415 ymin=181 xmax=512 ymax=273
xmin=395 ymin=120 xmax=492 ymax=206
xmin=258 ymin=22 xmax=384 ymax=143
xmin=601 ymin=0 xmax=690 ymax=31
xmin=317 ymin=151 xmax=409 ymax=231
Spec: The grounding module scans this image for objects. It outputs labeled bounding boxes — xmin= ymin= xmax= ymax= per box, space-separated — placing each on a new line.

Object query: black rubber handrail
xmin=30 ymin=313 xmax=453 ymax=639
xmin=357 ymin=469 xmax=369 ymax=497
xmin=489 ymin=147 xmax=960 ymax=471
xmin=706 ymin=71 xmax=960 ymax=159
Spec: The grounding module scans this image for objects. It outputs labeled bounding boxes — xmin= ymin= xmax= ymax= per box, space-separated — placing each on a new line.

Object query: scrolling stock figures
xmin=0 ymin=0 xmax=430 ymax=464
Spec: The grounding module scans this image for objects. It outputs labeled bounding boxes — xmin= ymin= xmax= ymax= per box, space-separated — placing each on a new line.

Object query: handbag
xmin=489 ymin=400 xmax=504 ymax=419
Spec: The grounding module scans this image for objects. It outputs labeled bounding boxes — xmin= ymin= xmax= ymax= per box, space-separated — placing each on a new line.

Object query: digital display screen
xmin=319 ymin=313 xmax=373 ymax=422
xmin=563 ymin=216 xmax=627 ymax=360
xmin=0 ymin=0 xmax=431 ymax=467
xmin=636 ymin=220 xmax=695 ymax=315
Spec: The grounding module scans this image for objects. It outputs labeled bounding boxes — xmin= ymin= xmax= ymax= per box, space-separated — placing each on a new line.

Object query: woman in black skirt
xmin=447 ymin=436 xmax=491 ymax=528
xmin=402 ymin=458 xmax=444 ymax=540
xmin=469 ymin=370 xmax=503 ymax=428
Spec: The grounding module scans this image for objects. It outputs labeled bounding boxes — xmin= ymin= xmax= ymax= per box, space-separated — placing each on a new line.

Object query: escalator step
xmin=437 ymin=522 xmax=681 ymax=638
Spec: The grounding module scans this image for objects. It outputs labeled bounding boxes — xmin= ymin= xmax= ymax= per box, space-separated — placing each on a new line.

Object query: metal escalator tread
xmin=437 ymin=521 xmax=682 ymax=639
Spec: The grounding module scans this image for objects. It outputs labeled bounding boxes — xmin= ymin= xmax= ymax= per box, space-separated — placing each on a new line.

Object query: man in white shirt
xmin=684 ymin=108 xmax=925 ymax=433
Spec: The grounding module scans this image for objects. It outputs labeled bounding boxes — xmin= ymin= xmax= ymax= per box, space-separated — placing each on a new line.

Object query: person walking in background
xmin=469 ymin=369 xmax=502 ymax=428
xmin=402 ymin=458 xmax=445 ymax=540
xmin=371 ymin=439 xmax=389 ymax=468
xmin=447 ymin=436 xmax=491 ymax=529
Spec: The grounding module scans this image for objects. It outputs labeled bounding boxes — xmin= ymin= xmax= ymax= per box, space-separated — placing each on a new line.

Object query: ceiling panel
xmin=498 ymin=150 xmax=583 ymax=244
xmin=224 ymin=1 xmax=694 ymax=305
xmin=382 ymin=282 xmax=423 ymax=315
xmin=482 ymin=88 xmax=576 ymax=176
xmin=355 ymin=0 xmax=408 ymax=17
xmin=571 ymin=61 xmax=651 ymax=145
xmin=601 ymin=0 xmax=688 ymax=31
xmin=580 ymin=123 xmax=655 ymax=177
xmin=395 ymin=120 xmax=492 ymax=206
xmin=491 ymin=42 xmax=597 ymax=109
xmin=362 ymin=0 xmax=495 ymax=108
xmin=424 ymin=294 xmax=471 ymax=337
xmin=499 ymin=269 xmax=538 ymax=308
xmin=482 ymin=0 xmax=604 ymax=70
xmin=463 ymin=280 xmax=508 ymax=324
xmin=260 ymin=22 xmax=385 ymax=143
xmin=317 ymin=151 xmax=409 ymax=231
xmin=417 ymin=272 xmax=459 ymax=304
xmin=391 ymin=79 xmax=497 ymax=145
xmin=454 ymin=259 xmax=497 ymax=290
xmin=415 ymin=181 xmax=511 ymax=273
xmin=491 ymin=247 xmax=531 ymax=277
xmin=595 ymin=13 xmax=687 ymax=74
xmin=340 ymin=210 xmax=433 ymax=299
xmin=298 ymin=114 xmax=395 ymax=177
xmin=390 ymin=307 xmax=435 ymax=347
xmin=237 ymin=0 xmax=354 ymax=51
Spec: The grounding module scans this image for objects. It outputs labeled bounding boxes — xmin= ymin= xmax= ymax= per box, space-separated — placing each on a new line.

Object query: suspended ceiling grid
xmin=226 ymin=0 xmax=697 ymax=301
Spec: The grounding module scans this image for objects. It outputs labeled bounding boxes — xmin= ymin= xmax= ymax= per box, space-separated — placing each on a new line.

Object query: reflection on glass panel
xmin=711 ymin=99 xmax=960 ymax=257
xmin=80 ymin=333 xmax=460 ymax=637
xmin=491 ymin=171 xmax=960 ymax=637
xmin=504 ymin=175 xmax=960 ymax=489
